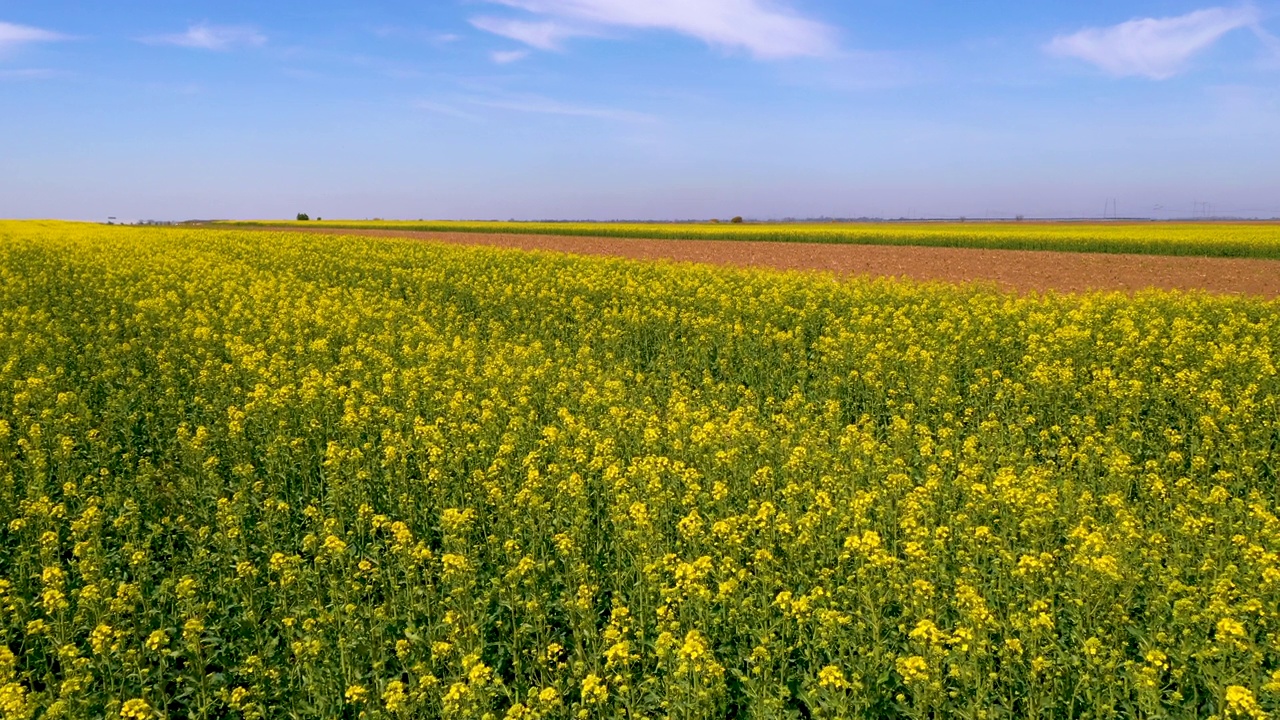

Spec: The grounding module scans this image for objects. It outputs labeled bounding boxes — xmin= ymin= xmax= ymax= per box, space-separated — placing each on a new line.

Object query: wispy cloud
xmin=468 ymin=94 xmax=656 ymax=123
xmin=0 ymin=21 xmax=68 ymax=51
xmin=416 ymin=86 xmax=656 ymax=124
xmin=1252 ymin=23 xmax=1280 ymax=66
xmin=370 ymin=26 xmax=460 ymax=44
xmin=491 ymin=49 xmax=531 ymax=64
xmin=1046 ymin=6 xmax=1261 ymax=79
xmin=142 ymin=23 xmax=266 ymax=51
xmin=0 ymin=68 xmax=61 ymax=80
xmin=470 ymin=16 xmax=587 ymax=51
xmin=415 ymin=100 xmax=484 ymax=121
xmin=472 ymin=0 xmax=837 ymax=59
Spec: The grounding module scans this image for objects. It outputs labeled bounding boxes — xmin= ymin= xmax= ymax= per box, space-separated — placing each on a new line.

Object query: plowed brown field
xmin=250 ymin=226 xmax=1280 ymax=298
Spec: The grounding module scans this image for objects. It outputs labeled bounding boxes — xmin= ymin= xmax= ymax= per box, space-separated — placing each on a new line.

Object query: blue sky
xmin=2 ymin=1 xmax=1279 ymax=221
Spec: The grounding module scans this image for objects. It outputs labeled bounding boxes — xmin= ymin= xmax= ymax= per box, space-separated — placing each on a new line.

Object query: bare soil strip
xmin=247 ymin=226 xmax=1280 ymax=298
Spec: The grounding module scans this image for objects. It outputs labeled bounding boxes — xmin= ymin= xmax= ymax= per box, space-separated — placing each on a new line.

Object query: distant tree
xmin=731 ymin=216 xmax=744 ymax=224
xmin=316 ymin=217 xmax=322 ymax=222
xmin=1015 ymin=214 xmax=1025 ymax=222
xmin=297 ymin=213 xmax=310 ymax=221
xmin=710 ymin=219 xmax=721 ymax=224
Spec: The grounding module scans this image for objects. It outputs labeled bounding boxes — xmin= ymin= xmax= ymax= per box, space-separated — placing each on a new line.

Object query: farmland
xmin=2 ymin=220 xmax=1280 ymax=718
xmin=225 ymin=219 xmax=1280 ymax=259
xmin=249 ymin=224 xmax=1280 ymax=298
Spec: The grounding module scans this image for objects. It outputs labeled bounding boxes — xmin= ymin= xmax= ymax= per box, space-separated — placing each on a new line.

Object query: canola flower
xmin=227 ymin=218 xmax=1280 ymax=258
xmin=1 ymin=220 xmax=1279 ymax=718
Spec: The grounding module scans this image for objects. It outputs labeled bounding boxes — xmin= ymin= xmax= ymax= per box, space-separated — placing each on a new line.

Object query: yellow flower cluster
xmin=1 ymin=220 xmax=1278 ymax=718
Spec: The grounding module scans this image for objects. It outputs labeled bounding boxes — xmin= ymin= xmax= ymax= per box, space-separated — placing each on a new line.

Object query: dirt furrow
xmin=241 ymin=226 xmax=1280 ymax=298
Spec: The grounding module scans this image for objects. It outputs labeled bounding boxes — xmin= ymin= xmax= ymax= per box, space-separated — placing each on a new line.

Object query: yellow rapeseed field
xmin=227 ymin=219 xmax=1280 ymax=258
xmin=2 ymin=220 xmax=1279 ymax=718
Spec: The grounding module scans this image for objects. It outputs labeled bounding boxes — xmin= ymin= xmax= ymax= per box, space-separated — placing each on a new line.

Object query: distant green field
xmin=221 ymin=219 xmax=1280 ymax=259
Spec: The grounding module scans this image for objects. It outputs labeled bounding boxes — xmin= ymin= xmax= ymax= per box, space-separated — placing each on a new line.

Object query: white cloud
xmin=491 ymin=49 xmax=531 ymax=64
xmin=0 ymin=21 xmax=68 ymax=51
xmin=1046 ymin=6 xmax=1261 ymax=79
xmin=473 ymin=0 xmax=837 ymax=59
xmin=470 ymin=17 xmax=587 ymax=51
xmin=143 ymin=23 xmax=266 ymax=51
